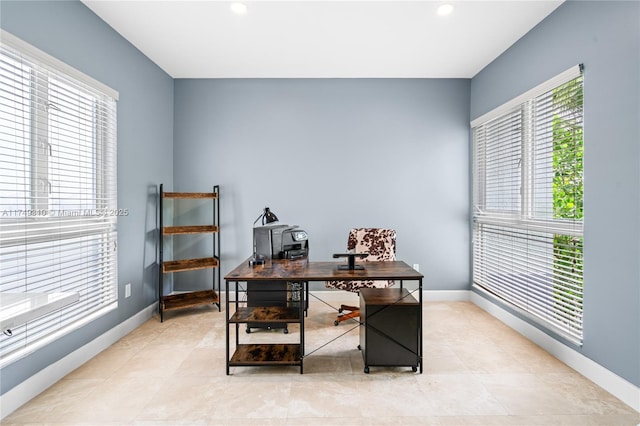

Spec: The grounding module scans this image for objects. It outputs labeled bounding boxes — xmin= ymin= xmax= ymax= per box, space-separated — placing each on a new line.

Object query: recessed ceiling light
xmin=437 ymin=3 xmax=454 ymax=16
xmin=230 ymin=2 xmax=248 ymax=15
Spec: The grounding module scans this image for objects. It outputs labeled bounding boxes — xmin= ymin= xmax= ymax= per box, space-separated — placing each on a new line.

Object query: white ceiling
xmin=81 ymin=0 xmax=564 ymax=79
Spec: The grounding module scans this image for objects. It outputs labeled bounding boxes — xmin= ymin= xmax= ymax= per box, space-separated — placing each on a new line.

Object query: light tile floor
xmin=3 ymin=293 xmax=640 ymax=425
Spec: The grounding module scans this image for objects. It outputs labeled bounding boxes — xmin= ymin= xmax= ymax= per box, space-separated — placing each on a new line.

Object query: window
xmin=0 ymin=31 xmax=119 ymax=365
xmin=472 ymin=65 xmax=584 ymax=344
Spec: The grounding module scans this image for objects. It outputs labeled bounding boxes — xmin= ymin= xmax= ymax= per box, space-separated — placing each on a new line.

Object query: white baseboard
xmin=423 ymin=289 xmax=471 ymax=302
xmin=0 ymin=303 xmax=156 ymax=420
xmin=470 ymin=291 xmax=640 ymax=414
xmin=308 ymin=290 xmax=471 ymax=303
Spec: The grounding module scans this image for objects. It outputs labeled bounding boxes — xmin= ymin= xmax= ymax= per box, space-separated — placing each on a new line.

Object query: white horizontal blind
xmin=0 ymin=32 xmax=118 ymax=364
xmin=472 ymin=66 xmax=584 ymax=343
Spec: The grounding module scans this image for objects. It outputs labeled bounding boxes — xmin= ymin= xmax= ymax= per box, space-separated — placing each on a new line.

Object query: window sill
xmin=0 ymin=292 xmax=79 ymax=334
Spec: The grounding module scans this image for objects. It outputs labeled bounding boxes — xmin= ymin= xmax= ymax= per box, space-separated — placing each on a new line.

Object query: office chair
xmin=326 ymin=228 xmax=396 ymax=325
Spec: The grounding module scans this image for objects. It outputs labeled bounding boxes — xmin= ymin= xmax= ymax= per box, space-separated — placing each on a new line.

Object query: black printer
xmin=248 ymin=224 xmax=309 ymax=333
xmin=254 ymin=224 xmax=309 ymax=260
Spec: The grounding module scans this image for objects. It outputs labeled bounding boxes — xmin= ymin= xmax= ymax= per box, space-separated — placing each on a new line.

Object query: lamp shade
xmin=262 ymin=207 xmax=278 ymax=225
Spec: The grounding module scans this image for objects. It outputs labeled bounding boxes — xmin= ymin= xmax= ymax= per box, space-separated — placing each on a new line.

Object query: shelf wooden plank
xmin=163 ymin=225 xmax=218 ymax=235
xmin=161 ymin=289 xmax=218 ymax=311
xmin=229 ymin=306 xmax=301 ymax=323
xmin=229 ymin=344 xmax=301 ymax=366
xmin=163 ymin=192 xmax=217 ymax=199
xmin=162 ymin=257 xmax=218 ymax=273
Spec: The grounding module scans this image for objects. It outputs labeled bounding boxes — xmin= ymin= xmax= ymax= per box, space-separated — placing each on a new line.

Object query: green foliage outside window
xmin=552 ymin=77 xmax=583 ymax=332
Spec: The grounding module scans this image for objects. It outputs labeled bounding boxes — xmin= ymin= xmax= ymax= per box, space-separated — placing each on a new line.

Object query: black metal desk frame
xmin=224 ymin=258 xmax=423 ymax=375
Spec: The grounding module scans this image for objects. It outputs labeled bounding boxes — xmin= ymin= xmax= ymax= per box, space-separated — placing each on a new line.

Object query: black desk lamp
xmin=249 ymin=207 xmax=279 ymax=266
xmin=256 ymin=207 xmax=278 ymax=226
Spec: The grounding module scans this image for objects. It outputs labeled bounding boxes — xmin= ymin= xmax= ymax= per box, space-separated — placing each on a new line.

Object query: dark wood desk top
xmin=225 ymin=258 xmax=423 ymax=282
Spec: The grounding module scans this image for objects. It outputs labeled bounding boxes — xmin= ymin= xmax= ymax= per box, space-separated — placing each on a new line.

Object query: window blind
xmin=472 ymin=65 xmax=584 ymax=343
xmin=0 ymin=31 xmax=118 ymax=365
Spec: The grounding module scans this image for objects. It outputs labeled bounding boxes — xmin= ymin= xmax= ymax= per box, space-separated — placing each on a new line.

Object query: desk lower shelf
xmin=229 ymin=344 xmax=301 ymax=366
xmin=229 ymin=306 xmax=300 ymax=323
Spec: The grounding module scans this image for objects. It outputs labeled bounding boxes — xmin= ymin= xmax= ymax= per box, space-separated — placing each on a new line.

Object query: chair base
xmin=334 ymin=304 xmax=359 ymax=325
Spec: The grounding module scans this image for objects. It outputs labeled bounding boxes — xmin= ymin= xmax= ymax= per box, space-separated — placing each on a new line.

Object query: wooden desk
xmin=224 ymin=258 xmax=423 ymax=374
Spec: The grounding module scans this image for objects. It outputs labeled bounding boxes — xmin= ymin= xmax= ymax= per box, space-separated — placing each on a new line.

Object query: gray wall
xmin=173 ymin=78 xmax=471 ymax=291
xmin=470 ymin=0 xmax=640 ymax=387
xmin=0 ymin=1 xmax=174 ymax=395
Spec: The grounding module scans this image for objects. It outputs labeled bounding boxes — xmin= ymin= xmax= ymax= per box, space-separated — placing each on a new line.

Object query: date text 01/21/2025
xmin=1 ymin=209 xmax=130 ymax=217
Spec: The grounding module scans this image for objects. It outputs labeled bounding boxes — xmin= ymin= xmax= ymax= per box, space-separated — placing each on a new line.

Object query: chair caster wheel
xmin=283 ymin=328 xmax=288 ymax=334
xmin=245 ymin=328 xmax=251 ymax=334
xmin=334 ymin=320 xmax=340 ymax=326
xmin=412 ymin=366 xmax=417 ymax=372
xmin=364 ymin=367 xmax=370 ymax=374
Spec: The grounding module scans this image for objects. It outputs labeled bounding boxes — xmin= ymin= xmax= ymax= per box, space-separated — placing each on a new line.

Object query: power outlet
xmin=125 ymin=283 xmax=131 ymax=298
xmin=413 ymin=264 xmax=419 ymax=272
